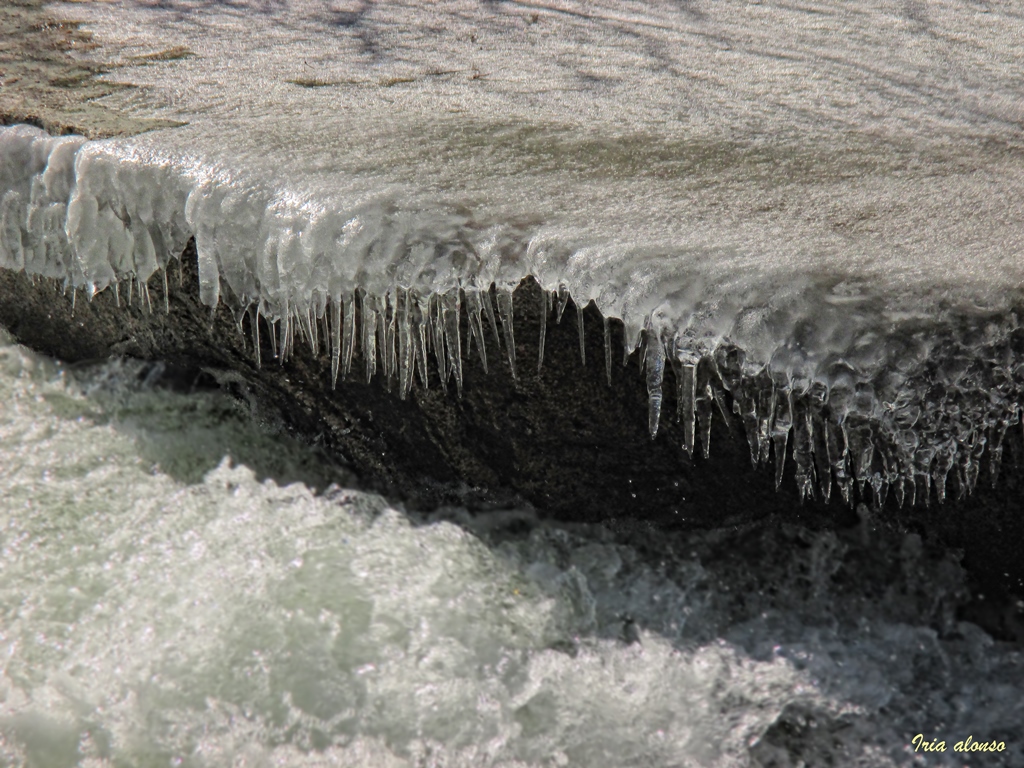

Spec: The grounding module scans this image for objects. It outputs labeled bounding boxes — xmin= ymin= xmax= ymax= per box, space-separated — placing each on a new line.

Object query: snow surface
xmin=3 ymin=0 xmax=1024 ymax=504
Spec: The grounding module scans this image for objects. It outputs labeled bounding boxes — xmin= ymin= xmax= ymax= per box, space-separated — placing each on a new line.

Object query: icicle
xmin=288 ymin=310 xmax=297 ymax=361
xmin=140 ymin=280 xmax=152 ymax=315
xmin=466 ymin=288 xmax=488 ymax=372
xmin=299 ymin=306 xmax=316 ymax=355
xmin=826 ymin=422 xmax=852 ymax=506
xmin=577 ymin=304 xmax=586 ymax=366
xmin=870 ymin=473 xmax=887 ymax=509
xmin=71 ymin=288 xmax=76 ymax=316
xmin=393 ymin=289 xmax=410 ymax=399
xmin=914 ymin=446 xmax=935 ymax=506
xmin=482 ymin=287 xmax=500 ymax=349
xmin=556 ymin=283 xmax=570 ymax=323
xmin=250 ymin=304 xmax=262 ymax=369
xmin=645 ymin=330 xmax=665 ymax=440
xmin=792 ymin=403 xmax=815 ymax=502
xmin=772 ymin=385 xmax=792 ymax=491
xmin=496 ymin=287 xmax=517 ymax=383
xmin=295 ymin=307 xmax=308 ymax=353
xmin=676 ymin=344 xmax=697 ymax=456
xmin=895 ymin=430 xmax=918 ymax=507
xmin=847 ymin=423 xmax=874 ymax=498
xmin=965 ymin=430 xmax=985 ymax=494
xmin=756 ymin=378 xmax=775 ymax=467
xmin=162 ymin=269 xmax=170 ymax=314
xmin=989 ymin=413 xmax=1014 ymax=487
xmin=696 ymin=382 xmax=714 ymax=459
xmin=384 ymin=294 xmax=398 ymax=387
xmin=416 ymin=296 xmax=430 ymax=389
xmin=603 ymin=317 xmax=612 ymax=387
xmin=342 ymin=291 xmax=357 ymax=379
xmin=268 ymin=318 xmax=279 ymax=360
xmin=376 ymin=298 xmax=391 ymax=391
xmin=537 ymin=289 xmax=549 ymax=374
xmin=932 ymin=439 xmax=956 ymax=504
xmin=739 ymin=386 xmax=761 ymax=469
xmin=281 ymin=310 xmax=293 ymax=362
xmin=113 ymin=281 xmax=120 ymax=308
xmin=710 ymin=361 xmax=730 ymax=427
xmin=954 ymin=455 xmax=968 ymax=501
xmin=361 ymin=293 xmax=377 ymax=383
xmin=308 ymin=306 xmax=318 ymax=356
xmin=127 ymin=277 xmax=133 ymax=307
xmin=235 ymin=304 xmax=247 ymax=342
xmin=442 ymin=288 xmax=463 ymax=398
xmin=430 ymin=293 xmax=447 ymax=393
xmin=811 ymin=412 xmax=831 ymax=504
xmin=330 ymin=295 xmax=341 ymax=389
xmin=387 ymin=294 xmax=398 ymax=382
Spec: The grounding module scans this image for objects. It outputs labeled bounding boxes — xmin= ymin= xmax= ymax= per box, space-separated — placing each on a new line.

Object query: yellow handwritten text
xmin=912 ymin=735 xmax=946 ymax=753
xmin=954 ymin=736 xmax=1006 ymax=753
xmin=912 ymin=734 xmax=1006 ymax=754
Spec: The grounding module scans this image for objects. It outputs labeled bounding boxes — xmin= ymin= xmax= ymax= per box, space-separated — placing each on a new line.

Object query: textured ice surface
xmin=3 ymin=0 xmax=1024 ymax=504
xmin=2 ymin=328 xmax=1024 ymax=767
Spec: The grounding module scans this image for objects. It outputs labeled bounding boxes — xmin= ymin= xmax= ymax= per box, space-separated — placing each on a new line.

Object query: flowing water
xmin=2 ymin=328 xmax=1023 ymax=767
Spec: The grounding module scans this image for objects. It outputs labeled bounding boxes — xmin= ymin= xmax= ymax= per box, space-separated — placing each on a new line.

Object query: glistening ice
xmin=3 ymin=0 xmax=1024 ymax=506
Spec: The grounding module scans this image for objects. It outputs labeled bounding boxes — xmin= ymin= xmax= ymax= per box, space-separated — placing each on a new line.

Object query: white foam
xmin=1 ymin=331 xmax=1022 ymax=766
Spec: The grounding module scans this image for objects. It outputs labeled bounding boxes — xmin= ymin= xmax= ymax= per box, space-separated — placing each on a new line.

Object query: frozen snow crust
xmin=3 ymin=0 xmax=1024 ymax=509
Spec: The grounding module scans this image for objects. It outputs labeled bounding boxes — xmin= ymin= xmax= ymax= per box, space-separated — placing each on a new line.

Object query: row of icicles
xmin=63 ymin=269 xmax=1018 ymax=510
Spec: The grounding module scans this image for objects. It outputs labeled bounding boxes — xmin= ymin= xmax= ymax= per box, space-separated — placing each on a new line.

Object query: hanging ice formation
xmin=3 ymin=122 xmax=1024 ymax=510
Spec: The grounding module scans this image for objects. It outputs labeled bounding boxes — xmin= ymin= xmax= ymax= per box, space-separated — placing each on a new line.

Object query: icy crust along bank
xmin=2 ymin=122 xmax=1024 ymax=509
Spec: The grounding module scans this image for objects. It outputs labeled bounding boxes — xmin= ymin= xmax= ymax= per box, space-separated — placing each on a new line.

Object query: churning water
xmin=2 ymin=328 xmax=1023 ymax=767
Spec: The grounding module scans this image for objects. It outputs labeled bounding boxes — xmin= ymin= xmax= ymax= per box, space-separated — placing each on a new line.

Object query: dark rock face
xmin=2 ymin=241 xmax=1023 ymax=628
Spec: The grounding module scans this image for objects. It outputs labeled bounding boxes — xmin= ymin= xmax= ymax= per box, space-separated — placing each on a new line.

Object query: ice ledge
xmin=3 ymin=122 xmax=1024 ymax=511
